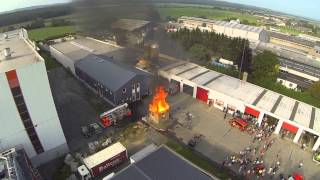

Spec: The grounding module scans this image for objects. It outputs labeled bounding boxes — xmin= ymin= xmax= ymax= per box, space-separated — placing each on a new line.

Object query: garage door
xmin=196 ymin=87 xmax=208 ymax=103
xmin=282 ymin=122 xmax=298 ymax=133
xmin=183 ymin=84 xmax=194 ymax=96
xmin=245 ymin=106 xmax=260 ymax=117
xmin=170 ymin=80 xmax=180 ymax=92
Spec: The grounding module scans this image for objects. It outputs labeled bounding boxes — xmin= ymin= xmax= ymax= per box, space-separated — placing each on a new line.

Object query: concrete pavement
xmin=168 ymin=93 xmax=320 ymax=179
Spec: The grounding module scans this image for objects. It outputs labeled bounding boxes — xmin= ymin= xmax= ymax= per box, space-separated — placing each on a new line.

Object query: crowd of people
xmin=221 ymin=115 xmax=290 ymax=179
xmin=221 ymin=113 xmax=308 ymax=179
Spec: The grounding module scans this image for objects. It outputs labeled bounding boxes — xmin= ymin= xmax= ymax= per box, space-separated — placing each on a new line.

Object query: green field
xmin=278 ymin=26 xmax=301 ymax=35
xmin=28 ymin=26 xmax=76 ymax=41
xmin=157 ymin=6 xmax=260 ymax=24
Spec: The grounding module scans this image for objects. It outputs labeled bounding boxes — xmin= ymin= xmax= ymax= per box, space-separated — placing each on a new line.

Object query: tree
xmin=309 ymin=81 xmax=320 ymax=100
xmin=51 ymin=19 xmax=70 ymax=27
xmin=189 ymin=44 xmax=209 ymax=61
xmin=27 ymin=18 xmax=45 ymax=29
xmin=251 ymin=51 xmax=279 ymax=85
xmin=236 ymin=43 xmax=252 ymax=73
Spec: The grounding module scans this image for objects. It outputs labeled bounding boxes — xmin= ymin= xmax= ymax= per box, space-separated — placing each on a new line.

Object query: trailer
xmin=78 ymin=142 xmax=127 ymax=179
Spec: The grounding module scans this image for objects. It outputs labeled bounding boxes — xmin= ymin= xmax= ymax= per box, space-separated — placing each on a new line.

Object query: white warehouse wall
xmin=50 ymin=46 xmax=76 ymax=74
xmin=0 ymin=73 xmax=37 ymax=157
xmin=17 ymin=61 xmax=67 ymax=152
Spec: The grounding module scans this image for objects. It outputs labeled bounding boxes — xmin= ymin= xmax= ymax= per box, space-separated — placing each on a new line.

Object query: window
xmin=14 ymin=96 xmax=24 ymax=105
xmin=24 ymin=120 xmax=33 ymax=129
xmin=11 ymin=87 xmax=22 ymax=96
xmin=122 ymin=88 xmax=126 ymax=94
xmin=20 ymin=111 xmax=30 ymax=121
xmin=17 ymin=104 xmax=27 ymax=114
xmin=289 ymin=83 xmax=293 ymax=87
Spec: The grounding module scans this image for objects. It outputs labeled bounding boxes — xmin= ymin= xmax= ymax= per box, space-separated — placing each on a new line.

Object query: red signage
xmin=90 ymin=150 xmax=127 ymax=177
xmin=282 ymin=122 xmax=298 ymax=134
xmin=245 ymin=106 xmax=260 ymax=117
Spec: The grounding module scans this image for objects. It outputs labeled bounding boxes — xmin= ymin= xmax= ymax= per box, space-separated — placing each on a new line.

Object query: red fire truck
xmin=100 ymin=103 xmax=132 ymax=128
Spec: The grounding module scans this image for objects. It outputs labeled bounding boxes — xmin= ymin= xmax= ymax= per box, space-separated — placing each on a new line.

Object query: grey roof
xmin=268 ymin=31 xmax=316 ymax=47
xmin=111 ymin=19 xmax=150 ymax=32
xmin=111 ymin=146 xmax=214 ymax=180
xmin=178 ymin=16 xmax=263 ymax=34
xmin=75 ymin=54 xmax=148 ymax=91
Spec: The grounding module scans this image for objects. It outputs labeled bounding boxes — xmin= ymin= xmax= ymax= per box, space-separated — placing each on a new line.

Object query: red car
xmin=229 ymin=118 xmax=249 ymax=131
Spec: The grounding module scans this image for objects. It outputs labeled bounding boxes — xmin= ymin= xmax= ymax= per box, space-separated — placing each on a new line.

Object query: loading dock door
xmin=183 ymin=84 xmax=194 ymax=96
xmin=170 ymin=80 xmax=180 ymax=92
xmin=245 ymin=106 xmax=260 ymax=117
xmin=282 ymin=122 xmax=298 ymax=133
xmin=196 ymin=87 xmax=208 ymax=103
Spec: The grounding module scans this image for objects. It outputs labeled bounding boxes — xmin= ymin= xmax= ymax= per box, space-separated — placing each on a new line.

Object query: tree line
xmin=0 ymin=5 xmax=73 ymax=27
xmin=171 ymin=28 xmax=252 ymax=72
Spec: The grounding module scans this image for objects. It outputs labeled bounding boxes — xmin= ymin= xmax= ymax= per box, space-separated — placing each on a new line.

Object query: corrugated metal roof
xmin=75 ymin=54 xmax=148 ymax=91
xmin=111 ymin=146 xmax=214 ymax=180
xmin=160 ymin=61 xmax=320 ymax=133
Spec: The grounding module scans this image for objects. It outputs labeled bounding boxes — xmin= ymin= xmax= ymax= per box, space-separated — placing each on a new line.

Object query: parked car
xmin=229 ymin=118 xmax=248 ymax=131
xmin=89 ymin=123 xmax=103 ymax=135
xmin=81 ymin=126 xmax=92 ymax=138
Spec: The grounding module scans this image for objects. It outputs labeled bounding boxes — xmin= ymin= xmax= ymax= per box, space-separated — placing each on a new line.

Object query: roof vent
xmin=3 ymin=48 xmax=11 ymax=60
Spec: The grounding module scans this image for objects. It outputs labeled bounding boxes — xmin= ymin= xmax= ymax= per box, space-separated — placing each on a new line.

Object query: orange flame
xmin=149 ymin=86 xmax=170 ymax=115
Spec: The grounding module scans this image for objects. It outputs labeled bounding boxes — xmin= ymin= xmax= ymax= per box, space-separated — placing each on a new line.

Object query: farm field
xmin=28 ymin=26 xmax=76 ymax=41
xmin=157 ymin=6 xmax=260 ymax=24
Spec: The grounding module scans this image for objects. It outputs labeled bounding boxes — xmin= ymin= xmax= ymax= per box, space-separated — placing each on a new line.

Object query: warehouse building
xmin=0 ymin=29 xmax=68 ymax=166
xmin=111 ymin=145 xmax=215 ymax=180
xmin=257 ymin=42 xmax=320 ymax=90
xmin=50 ymin=37 xmax=122 ymax=74
xmin=111 ymin=19 xmax=152 ymax=45
xmin=160 ymin=62 xmax=320 ymax=151
xmin=50 ymin=37 xmax=152 ymax=106
xmin=0 ymin=147 xmax=41 ymax=179
xmin=75 ymin=54 xmax=152 ymax=106
xmin=178 ymin=16 xmax=269 ymax=43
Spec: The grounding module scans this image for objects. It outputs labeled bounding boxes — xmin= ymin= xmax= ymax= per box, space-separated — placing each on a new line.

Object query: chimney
xmin=3 ymin=33 xmax=8 ymax=39
xmin=3 ymin=48 xmax=11 ymax=60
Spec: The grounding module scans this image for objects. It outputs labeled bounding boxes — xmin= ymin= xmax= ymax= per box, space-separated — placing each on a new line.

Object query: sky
xmin=224 ymin=0 xmax=320 ymax=20
xmin=0 ymin=0 xmax=319 ymax=21
xmin=0 ymin=0 xmax=70 ymax=12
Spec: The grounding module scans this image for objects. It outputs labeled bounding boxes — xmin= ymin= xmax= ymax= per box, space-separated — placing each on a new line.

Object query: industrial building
xmin=178 ymin=16 xmax=269 ymax=43
xmin=111 ymin=19 xmax=151 ymax=45
xmin=75 ymin=54 xmax=152 ymax=105
xmin=0 ymin=147 xmax=41 ymax=180
xmin=50 ymin=37 xmax=152 ymax=106
xmin=257 ymin=42 xmax=320 ymax=90
xmin=111 ymin=145 xmax=215 ymax=180
xmin=0 ymin=29 xmax=68 ymax=166
xmin=159 ymin=61 xmax=320 ymax=151
xmin=111 ymin=19 xmax=150 ymax=32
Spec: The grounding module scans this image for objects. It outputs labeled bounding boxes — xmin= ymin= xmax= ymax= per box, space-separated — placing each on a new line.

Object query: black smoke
xmin=72 ymin=0 xmax=160 ymax=36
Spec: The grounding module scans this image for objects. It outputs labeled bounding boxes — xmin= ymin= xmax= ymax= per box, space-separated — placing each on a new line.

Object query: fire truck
xmin=100 ymin=103 xmax=132 ymax=128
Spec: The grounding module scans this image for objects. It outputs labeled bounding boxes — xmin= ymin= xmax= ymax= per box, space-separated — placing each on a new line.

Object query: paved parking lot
xmin=168 ymin=93 xmax=320 ymax=179
xmin=48 ymin=67 xmax=113 ymax=152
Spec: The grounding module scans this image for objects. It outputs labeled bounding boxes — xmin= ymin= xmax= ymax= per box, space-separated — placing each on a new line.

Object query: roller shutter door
xmin=196 ymin=87 xmax=208 ymax=103
xmin=183 ymin=84 xmax=193 ymax=96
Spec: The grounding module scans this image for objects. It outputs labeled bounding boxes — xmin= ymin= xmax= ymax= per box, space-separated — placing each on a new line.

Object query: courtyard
xmin=168 ymin=93 xmax=320 ymax=179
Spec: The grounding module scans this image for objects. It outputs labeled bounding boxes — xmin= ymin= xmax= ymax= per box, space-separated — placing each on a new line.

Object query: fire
xmin=149 ymin=86 xmax=170 ymax=115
